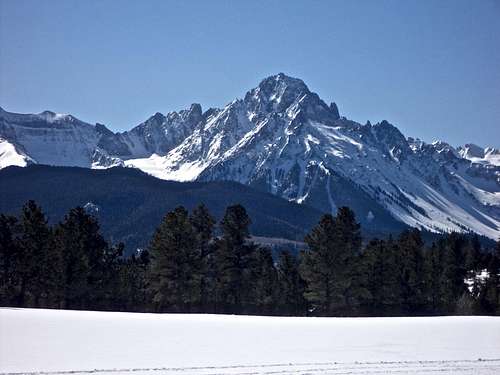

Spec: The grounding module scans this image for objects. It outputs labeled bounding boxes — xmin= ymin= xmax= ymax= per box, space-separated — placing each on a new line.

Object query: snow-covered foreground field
xmin=1 ymin=309 xmax=500 ymax=375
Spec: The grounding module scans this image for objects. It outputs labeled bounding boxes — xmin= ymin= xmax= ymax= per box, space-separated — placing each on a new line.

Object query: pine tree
xmin=397 ymin=229 xmax=426 ymax=314
xmin=301 ymin=207 xmax=361 ymax=315
xmin=361 ymin=238 xmax=400 ymax=315
xmin=214 ymin=204 xmax=255 ymax=313
xmin=0 ymin=214 xmax=20 ymax=305
xmin=55 ymin=206 xmax=110 ymax=309
xmin=148 ymin=206 xmax=200 ymax=312
xmin=249 ymin=247 xmax=279 ymax=314
xmin=115 ymin=250 xmax=150 ymax=311
xmin=423 ymin=241 xmax=444 ymax=313
xmin=332 ymin=207 xmax=363 ymax=313
xmin=190 ymin=204 xmax=216 ymax=310
xmin=301 ymin=214 xmax=336 ymax=314
xmin=190 ymin=204 xmax=216 ymax=257
xmin=100 ymin=242 xmax=125 ymax=310
xmin=478 ymin=242 xmax=500 ymax=314
xmin=17 ymin=201 xmax=57 ymax=307
xmin=464 ymin=234 xmax=481 ymax=277
xmin=277 ymin=250 xmax=307 ymax=315
xmin=439 ymin=232 xmax=468 ymax=313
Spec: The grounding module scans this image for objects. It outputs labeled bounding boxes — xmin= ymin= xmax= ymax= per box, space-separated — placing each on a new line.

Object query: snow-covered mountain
xmin=1 ymin=74 xmax=499 ymax=239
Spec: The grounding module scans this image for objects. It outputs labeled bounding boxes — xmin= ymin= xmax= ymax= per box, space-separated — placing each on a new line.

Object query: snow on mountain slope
xmin=0 ymin=138 xmax=32 ymax=168
xmin=2 ymin=308 xmax=500 ymax=374
xmin=0 ymin=75 xmax=499 ymax=239
xmin=0 ymin=104 xmax=202 ymax=169
xmin=0 ymin=107 xmax=106 ymax=168
xmin=458 ymin=143 xmax=500 ymax=167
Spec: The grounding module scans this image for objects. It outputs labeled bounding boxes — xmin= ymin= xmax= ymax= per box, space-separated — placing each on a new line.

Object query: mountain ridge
xmin=0 ymin=164 xmax=329 ymax=253
xmin=1 ymin=73 xmax=499 ymax=239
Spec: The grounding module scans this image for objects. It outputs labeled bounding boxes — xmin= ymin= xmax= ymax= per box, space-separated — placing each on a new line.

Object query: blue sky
xmin=1 ymin=0 xmax=499 ymax=147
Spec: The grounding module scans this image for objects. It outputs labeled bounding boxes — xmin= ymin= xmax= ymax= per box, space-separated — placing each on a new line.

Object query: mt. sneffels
xmin=1 ymin=73 xmax=498 ymax=239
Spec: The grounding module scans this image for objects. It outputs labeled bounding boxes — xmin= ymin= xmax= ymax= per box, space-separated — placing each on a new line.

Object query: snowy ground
xmin=1 ymin=309 xmax=500 ymax=375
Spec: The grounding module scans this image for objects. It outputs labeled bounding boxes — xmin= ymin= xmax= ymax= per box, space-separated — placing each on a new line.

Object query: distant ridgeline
xmin=0 ymin=165 xmax=494 ymax=256
xmin=0 ymin=192 xmax=499 ymax=316
xmin=0 ymin=165 xmax=323 ymax=254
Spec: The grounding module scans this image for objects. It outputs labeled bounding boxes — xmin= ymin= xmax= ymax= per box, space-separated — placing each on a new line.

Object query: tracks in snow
xmin=4 ymin=360 xmax=500 ymax=375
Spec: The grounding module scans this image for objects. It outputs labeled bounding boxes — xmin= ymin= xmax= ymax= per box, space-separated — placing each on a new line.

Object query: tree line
xmin=1 ymin=200 xmax=499 ymax=316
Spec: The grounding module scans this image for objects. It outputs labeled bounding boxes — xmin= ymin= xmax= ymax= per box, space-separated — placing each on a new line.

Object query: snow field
xmin=1 ymin=308 xmax=500 ymax=375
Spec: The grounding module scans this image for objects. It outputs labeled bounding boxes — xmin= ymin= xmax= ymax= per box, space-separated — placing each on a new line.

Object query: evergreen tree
xmin=277 ymin=250 xmax=307 ymax=315
xmin=332 ymin=207 xmax=363 ymax=312
xmin=0 ymin=214 xmax=20 ymax=305
xmin=301 ymin=214 xmax=336 ymax=314
xmin=100 ymin=242 xmax=125 ymax=309
xmin=190 ymin=204 xmax=216 ymax=310
xmin=115 ymin=250 xmax=150 ymax=311
xmin=301 ymin=207 xmax=361 ymax=315
xmin=190 ymin=204 xmax=216 ymax=257
xmin=249 ymin=247 xmax=279 ymax=314
xmin=439 ymin=232 xmax=468 ymax=313
xmin=361 ymin=238 xmax=400 ymax=315
xmin=397 ymin=229 xmax=426 ymax=314
xmin=214 ymin=204 xmax=255 ymax=313
xmin=148 ymin=206 xmax=200 ymax=312
xmin=17 ymin=201 xmax=57 ymax=307
xmin=55 ymin=206 xmax=110 ymax=309
xmin=464 ymin=234 xmax=481 ymax=277
xmin=423 ymin=241 xmax=444 ymax=313
xmin=478 ymin=242 xmax=500 ymax=314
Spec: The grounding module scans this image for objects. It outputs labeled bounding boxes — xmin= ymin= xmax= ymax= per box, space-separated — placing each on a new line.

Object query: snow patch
xmin=0 ymin=138 xmax=30 ymax=168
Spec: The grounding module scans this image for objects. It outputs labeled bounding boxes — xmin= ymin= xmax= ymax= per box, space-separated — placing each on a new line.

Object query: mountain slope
xmin=1 ymin=74 xmax=498 ymax=239
xmin=0 ymin=165 xmax=326 ymax=253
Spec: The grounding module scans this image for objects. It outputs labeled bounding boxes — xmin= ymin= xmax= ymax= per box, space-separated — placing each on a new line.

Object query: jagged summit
xmin=180 ymin=103 xmax=203 ymax=123
xmin=243 ymin=73 xmax=339 ymax=126
xmin=329 ymin=102 xmax=340 ymax=120
xmin=244 ymin=73 xmax=311 ymax=113
xmin=188 ymin=103 xmax=202 ymax=116
xmin=1 ymin=73 xmax=499 ymax=239
xmin=258 ymin=72 xmax=310 ymax=94
xmin=150 ymin=112 xmax=166 ymax=122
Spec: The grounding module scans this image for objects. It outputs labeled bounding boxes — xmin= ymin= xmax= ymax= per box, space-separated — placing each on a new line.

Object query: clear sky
xmin=1 ymin=0 xmax=499 ymax=147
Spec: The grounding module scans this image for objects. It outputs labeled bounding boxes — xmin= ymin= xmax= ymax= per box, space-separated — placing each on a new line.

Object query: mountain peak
xmin=330 ymin=102 xmax=340 ymax=120
xmin=150 ymin=112 xmax=166 ymax=123
xmin=189 ymin=103 xmax=202 ymax=115
xmin=178 ymin=103 xmax=203 ymax=124
xmin=257 ymin=73 xmax=310 ymax=95
xmin=372 ymin=120 xmax=410 ymax=158
xmin=244 ymin=73 xmax=313 ymax=114
xmin=458 ymin=143 xmax=485 ymax=159
xmin=241 ymin=73 xmax=339 ymax=125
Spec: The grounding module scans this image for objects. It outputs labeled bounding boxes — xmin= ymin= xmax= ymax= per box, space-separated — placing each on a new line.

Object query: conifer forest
xmin=1 ymin=201 xmax=499 ymax=316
